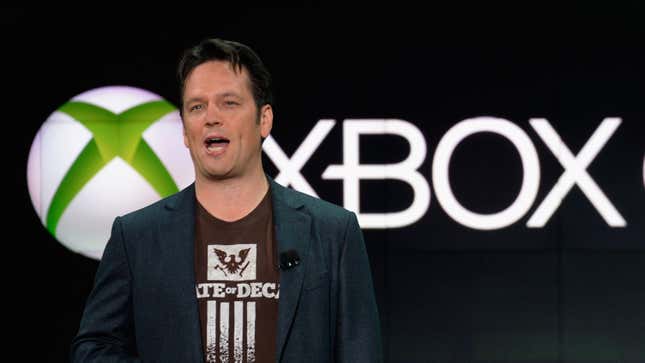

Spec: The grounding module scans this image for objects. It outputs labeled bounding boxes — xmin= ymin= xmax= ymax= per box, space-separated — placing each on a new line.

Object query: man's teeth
xmin=206 ymin=138 xmax=229 ymax=152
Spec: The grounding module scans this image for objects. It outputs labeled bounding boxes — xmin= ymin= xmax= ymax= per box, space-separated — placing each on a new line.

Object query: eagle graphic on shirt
xmin=212 ymin=247 xmax=251 ymax=277
xmin=207 ymin=244 xmax=257 ymax=281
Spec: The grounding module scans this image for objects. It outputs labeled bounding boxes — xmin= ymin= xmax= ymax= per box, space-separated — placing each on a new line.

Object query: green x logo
xmin=47 ymin=100 xmax=180 ymax=235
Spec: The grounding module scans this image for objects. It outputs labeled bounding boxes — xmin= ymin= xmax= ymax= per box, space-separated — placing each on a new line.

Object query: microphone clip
xmin=279 ymin=249 xmax=300 ymax=270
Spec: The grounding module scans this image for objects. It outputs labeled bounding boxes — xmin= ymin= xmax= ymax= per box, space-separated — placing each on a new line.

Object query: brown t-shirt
xmin=194 ymin=191 xmax=280 ymax=363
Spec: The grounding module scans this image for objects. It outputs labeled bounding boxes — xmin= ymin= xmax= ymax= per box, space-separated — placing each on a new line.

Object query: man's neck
xmin=195 ymin=169 xmax=270 ymax=222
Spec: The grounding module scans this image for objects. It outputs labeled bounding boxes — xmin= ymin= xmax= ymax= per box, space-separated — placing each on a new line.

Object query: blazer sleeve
xmin=335 ymin=212 xmax=384 ymax=362
xmin=70 ymin=216 xmax=142 ymax=363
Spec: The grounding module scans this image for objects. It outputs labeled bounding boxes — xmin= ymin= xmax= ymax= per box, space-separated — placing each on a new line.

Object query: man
xmin=70 ymin=38 xmax=382 ymax=362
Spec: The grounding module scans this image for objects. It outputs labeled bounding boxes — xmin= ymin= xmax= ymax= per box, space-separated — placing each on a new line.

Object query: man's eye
xmin=224 ymin=101 xmax=239 ymax=107
xmin=189 ymin=104 xmax=203 ymax=112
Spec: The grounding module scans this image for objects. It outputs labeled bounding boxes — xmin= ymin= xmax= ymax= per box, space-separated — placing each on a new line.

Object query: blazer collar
xmin=268 ymin=179 xmax=312 ymax=361
xmin=160 ymin=184 xmax=204 ymax=362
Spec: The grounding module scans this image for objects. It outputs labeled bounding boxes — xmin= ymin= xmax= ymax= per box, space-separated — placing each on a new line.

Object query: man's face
xmin=182 ymin=60 xmax=272 ymax=182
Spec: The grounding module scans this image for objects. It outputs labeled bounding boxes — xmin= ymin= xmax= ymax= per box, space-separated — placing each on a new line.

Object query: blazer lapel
xmin=270 ymin=180 xmax=312 ymax=360
xmin=159 ymin=184 xmax=204 ymax=362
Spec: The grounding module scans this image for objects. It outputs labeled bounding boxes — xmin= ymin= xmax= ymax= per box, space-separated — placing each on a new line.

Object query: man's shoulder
xmin=118 ymin=185 xmax=192 ymax=228
xmin=272 ymin=182 xmax=353 ymax=222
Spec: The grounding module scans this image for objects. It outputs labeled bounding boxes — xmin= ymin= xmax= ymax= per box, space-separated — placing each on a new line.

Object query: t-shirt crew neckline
xmin=196 ymin=188 xmax=271 ymax=229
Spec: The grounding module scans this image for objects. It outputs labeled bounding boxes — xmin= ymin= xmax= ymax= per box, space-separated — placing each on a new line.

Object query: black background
xmin=4 ymin=5 xmax=645 ymax=362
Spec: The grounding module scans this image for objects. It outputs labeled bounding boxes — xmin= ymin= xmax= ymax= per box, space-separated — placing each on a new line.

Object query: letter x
xmin=47 ymin=101 xmax=179 ymax=235
xmin=527 ymin=118 xmax=626 ymax=227
xmin=262 ymin=120 xmax=335 ymax=197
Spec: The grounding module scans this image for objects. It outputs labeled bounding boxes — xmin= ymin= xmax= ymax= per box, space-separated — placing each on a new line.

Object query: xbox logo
xmin=27 ymin=86 xmax=194 ymax=260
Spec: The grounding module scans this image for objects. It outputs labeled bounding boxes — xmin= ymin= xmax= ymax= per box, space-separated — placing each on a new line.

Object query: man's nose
xmin=205 ymin=103 xmax=223 ymax=126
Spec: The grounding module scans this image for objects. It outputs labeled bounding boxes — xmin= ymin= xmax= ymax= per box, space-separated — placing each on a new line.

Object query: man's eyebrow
xmin=184 ymin=93 xmax=242 ymax=105
xmin=183 ymin=97 xmax=204 ymax=106
xmin=219 ymin=92 xmax=243 ymax=99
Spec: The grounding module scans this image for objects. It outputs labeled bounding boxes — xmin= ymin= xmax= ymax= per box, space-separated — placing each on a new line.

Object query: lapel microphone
xmin=279 ymin=249 xmax=300 ymax=270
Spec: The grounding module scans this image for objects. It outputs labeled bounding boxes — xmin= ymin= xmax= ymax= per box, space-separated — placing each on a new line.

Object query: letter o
xmin=432 ymin=117 xmax=540 ymax=230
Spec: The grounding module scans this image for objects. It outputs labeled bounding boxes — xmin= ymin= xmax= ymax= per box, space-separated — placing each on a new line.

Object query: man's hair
xmin=177 ymin=38 xmax=273 ymax=115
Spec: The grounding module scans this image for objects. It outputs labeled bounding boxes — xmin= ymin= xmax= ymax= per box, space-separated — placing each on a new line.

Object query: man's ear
xmin=182 ymin=121 xmax=189 ymax=148
xmin=259 ymin=104 xmax=273 ymax=138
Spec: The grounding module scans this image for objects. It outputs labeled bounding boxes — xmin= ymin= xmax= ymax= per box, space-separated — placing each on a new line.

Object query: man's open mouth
xmin=205 ymin=137 xmax=230 ymax=145
xmin=205 ymin=137 xmax=230 ymax=153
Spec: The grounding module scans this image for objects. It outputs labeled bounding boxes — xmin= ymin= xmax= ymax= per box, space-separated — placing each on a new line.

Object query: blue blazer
xmin=71 ymin=179 xmax=383 ymax=362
